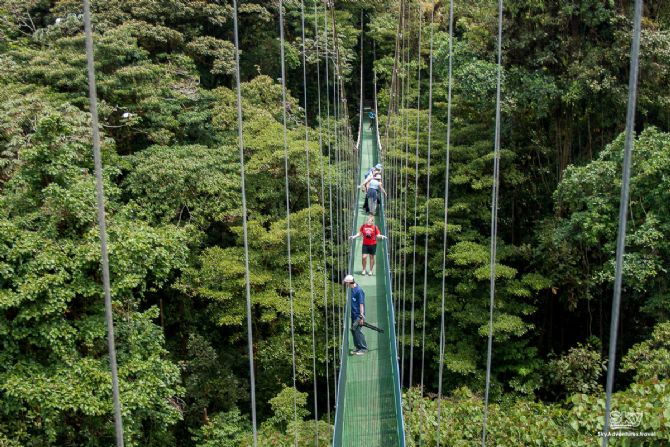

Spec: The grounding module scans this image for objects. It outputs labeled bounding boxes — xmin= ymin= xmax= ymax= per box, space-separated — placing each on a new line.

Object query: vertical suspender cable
xmin=408 ymin=10 xmax=423 ymax=400
xmin=358 ymin=11 xmax=364 ymax=152
xmin=314 ymin=0 xmax=332 ymax=426
xmin=602 ymin=0 xmax=643 ymax=443
xmin=299 ymin=1 xmax=319 ymax=444
xmin=323 ymin=6 xmax=339 ymax=400
xmin=232 ymin=1 xmax=258 ymax=444
xmin=394 ymin=0 xmax=407 ymax=349
xmin=482 ymin=0 xmax=504 ymax=445
xmin=330 ymin=8 xmax=344 ymax=360
xmin=436 ymin=0 xmax=454 ymax=445
xmin=278 ymin=3 xmax=299 ymax=444
xmin=418 ymin=4 xmax=435 ymax=446
xmin=82 ymin=2 xmax=124 ymax=446
xmin=400 ymin=2 xmax=411 ymax=385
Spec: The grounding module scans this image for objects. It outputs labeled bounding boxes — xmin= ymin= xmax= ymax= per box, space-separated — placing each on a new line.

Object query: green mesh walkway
xmin=333 ymin=116 xmax=404 ymax=446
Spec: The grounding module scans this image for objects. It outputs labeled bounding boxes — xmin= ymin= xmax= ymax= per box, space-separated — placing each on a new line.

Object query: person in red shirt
xmin=349 ymin=215 xmax=387 ymax=276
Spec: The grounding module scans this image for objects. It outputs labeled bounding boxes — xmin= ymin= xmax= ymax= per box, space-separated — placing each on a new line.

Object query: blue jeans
xmin=367 ymin=188 xmax=378 ymax=215
xmin=351 ymin=318 xmax=368 ymax=351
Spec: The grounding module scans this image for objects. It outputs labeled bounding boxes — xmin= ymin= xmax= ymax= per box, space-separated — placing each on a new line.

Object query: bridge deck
xmin=337 ymin=117 xmax=402 ymax=446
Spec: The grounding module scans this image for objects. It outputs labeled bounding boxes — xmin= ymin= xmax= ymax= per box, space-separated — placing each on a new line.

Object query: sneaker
xmin=365 ymin=270 xmax=371 ymax=276
xmin=354 ymin=350 xmax=366 ymax=356
xmin=349 ymin=350 xmax=358 ymax=355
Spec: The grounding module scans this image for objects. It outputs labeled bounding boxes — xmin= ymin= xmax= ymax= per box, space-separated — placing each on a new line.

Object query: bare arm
xmin=359 ymin=304 xmax=365 ymax=321
xmin=379 ymin=183 xmax=387 ymax=196
xmin=349 ymin=232 xmax=362 ymax=240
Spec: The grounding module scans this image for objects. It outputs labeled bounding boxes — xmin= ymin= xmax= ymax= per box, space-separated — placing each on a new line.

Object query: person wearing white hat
xmin=343 ymin=274 xmax=367 ymax=355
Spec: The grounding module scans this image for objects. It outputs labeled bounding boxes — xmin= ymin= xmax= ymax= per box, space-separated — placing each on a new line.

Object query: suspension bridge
xmin=74 ymin=0 xmax=644 ymax=445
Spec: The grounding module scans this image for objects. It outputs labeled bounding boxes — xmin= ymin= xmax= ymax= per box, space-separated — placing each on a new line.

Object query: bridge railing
xmin=373 ymin=95 xmax=406 ymax=446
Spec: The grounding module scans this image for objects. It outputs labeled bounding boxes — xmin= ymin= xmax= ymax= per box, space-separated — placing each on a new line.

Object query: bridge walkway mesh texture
xmin=333 ymin=115 xmax=405 ymax=446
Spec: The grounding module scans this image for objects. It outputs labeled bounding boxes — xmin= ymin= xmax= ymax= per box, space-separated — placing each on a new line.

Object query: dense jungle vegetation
xmin=1 ymin=0 xmax=669 ymax=445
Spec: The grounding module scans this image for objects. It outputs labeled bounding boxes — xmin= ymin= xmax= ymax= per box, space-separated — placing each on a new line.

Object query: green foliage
xmin=403 ymin=380 xmax=670 ymax=446
xmin=124 ymin=144 xmax=240 ymax=228
xmin=265 ymin=386 xmax=310 ymax=432
xmin=541 ymin=128 xmax=670 ymax=319
xmin=621 ymin=321 xmax=670 ymax=381
xmin=192 ymin=407 xmax=250 ymax=447
xmin=1 ymin=0 xmax=669 ymax=444
xmin=547 ymin=343 xmax=605 ymax=395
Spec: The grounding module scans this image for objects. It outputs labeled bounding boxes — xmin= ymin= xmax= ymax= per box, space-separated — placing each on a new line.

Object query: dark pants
xmin=367 ymin=188 xmax=379 ymax=215
xmin=351 ymin=319 xmax=368 ymax=351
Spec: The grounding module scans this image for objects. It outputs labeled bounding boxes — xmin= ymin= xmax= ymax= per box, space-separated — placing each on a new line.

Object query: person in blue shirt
xmin=343 ymin=274 xmax=367 ymax=355
xmin=368 ymin=111 xmax=376 ymax=130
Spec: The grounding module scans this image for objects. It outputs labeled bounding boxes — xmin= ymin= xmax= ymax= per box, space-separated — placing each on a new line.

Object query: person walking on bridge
xmin=361 ymin=163 xmax=382 ymax=212
xmin=349 ymin=215 xmax=387 ymax=276
xmin=363 ymin=173 xmax=386 ymax=215
xmin=368 ymin=110 xmax=376 ymax=130
xmin=360 ymin=163 xmax=382 ymax=190
xmin=343 ymin=274 xmax=367 ymax=355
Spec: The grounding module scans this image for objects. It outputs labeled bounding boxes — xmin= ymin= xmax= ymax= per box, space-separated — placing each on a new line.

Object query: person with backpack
xmin=361 ymin=163 xmax=382 ymax=212
xmin=349 ymin=215 xmax=387 ymax=276
xmin=363 ymin=173 xmax=386 ymax=215
xmin=368 ymin=111 xmax=376 ymax=130
xmin=361 ymin=163 xmax=382 ymax=189
xmin=343 ymin=274 xmax=367 ymax=355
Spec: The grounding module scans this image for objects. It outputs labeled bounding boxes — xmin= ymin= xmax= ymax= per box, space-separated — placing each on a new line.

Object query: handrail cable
xmin=418 ymin=3 xmax=435 ymax=445
xmin=298 ymin=1 xmax=319 ymax=444
xmin=82 ymin=1 xmax=124 ymax=445
xmin=232 ymin=0 xmax=258 ymax=444
xmin=277 ymin=3 xmax=299 ymax=443
xmin=436 ymin=0 xmax=455 ymax=445
xmin=482 ymin=0 xmax=504 ymax=444
xmin=374 ymin=41 xmax=408 ymax=446
xmin=602 ymin=0 xmax=643 ymax=443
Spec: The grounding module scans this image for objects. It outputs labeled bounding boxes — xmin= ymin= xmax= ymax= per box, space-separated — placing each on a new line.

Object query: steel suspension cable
xmin=332 ymin=47 xmax=343 ymax=373
xmin=399 ymin=4 xmax=412 ymax=385
xmin=232 ymin=1 xmax=258 ymax=444
xmin=314 ymin=1 xmax=330 ymax=425
xmin=313 ymin=0 xmax=332 ymax=428
xmin=298 ymin=1 xmax=319 ymax=443
xmin=408 ymin=11 xmax=423 ymax=403
xmin=329 ymin=6 xmax=347 ymax=365
xmin=482 ymin=0 xmax=504 ymax=445
xmin=82 ymin=2 xmax=124 ymax=445
xmin=278 ymin=2 xmax=299 ymax=443
xmin=398 ymin=0 xmax=409 ymax=382
xmin=436 ymin=1 xmax=455 ymax=445
xmin=323 ymin=6 xmax=339 ymax=399
xmin=389 ymin=2 xmax=404 ymax=325
xmin=602 ymin=0 xmax=643 ymax=443
xmin=418 ymin=4 xmax=435 ymax=445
